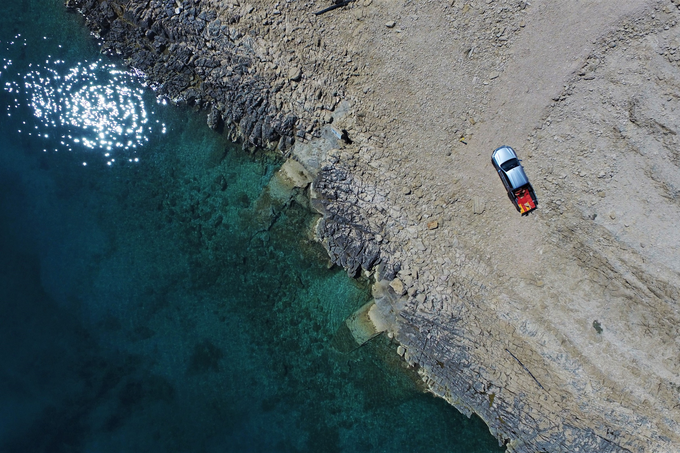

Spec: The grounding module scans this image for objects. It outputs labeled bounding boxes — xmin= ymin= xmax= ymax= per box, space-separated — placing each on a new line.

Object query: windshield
xmin=500 ymin=158 xmax=520 ymax=172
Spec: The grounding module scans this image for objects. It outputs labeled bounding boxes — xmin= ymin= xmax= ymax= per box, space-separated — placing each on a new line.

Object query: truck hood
xmin=492 ymin=146 xmax=516 ymax=166
xmin=506 ymin=166 xmax=529 ymax=190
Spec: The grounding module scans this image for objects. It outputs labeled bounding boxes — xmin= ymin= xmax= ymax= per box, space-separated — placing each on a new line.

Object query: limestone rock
xmin=390 ymin=277 xmax=405 ymax=295
xmin=277 ymin=158 xmax=313 ymax=188
xmin=288 ymin=66 xmax=302 ymax=82
xmin=473 ymin=197 xmax=485 ymax=215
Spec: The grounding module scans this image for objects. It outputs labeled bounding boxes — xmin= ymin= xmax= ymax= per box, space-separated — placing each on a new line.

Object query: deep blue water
xmin=0 ymin=2 xmax=504 ymax=452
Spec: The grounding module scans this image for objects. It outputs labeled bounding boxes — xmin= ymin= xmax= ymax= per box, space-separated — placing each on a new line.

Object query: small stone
xmin=397 ymin=345 xmax=405 ymax=356
xmin=598 ymin=191 xmax=606 ymax=198
xmin=385 ymin=21 xmax=396 ymax=28
xmin=427 ymin=220 xmax=439 ymax=230
xmin=387 ymin=331 xmax=394 ymax=339
xmin=592 ymin=320 xmax=603 ymax=334
xmin=489 ymin=71 xmax=500 ymax=79
xmin=414 ymin=188 xmax=424 ymax=198
xmin=288 ymin=67 xmax=302 ymax=82
xmin=416 ymin=293 xmax=426 ymax=304
xmin=473 ymin=197 xmax=485 ymax=214
xmin=390 ymin=278 xmax=405 ymax=295
xmin=402 ymin=186 xmax=412 ymax=195
xmin=609 ymin=212 xmax=616 ymax=220
xmin=364 ymin=0 xmax=372 ymax=5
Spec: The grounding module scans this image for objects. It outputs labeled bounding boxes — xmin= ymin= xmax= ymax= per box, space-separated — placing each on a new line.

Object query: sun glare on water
xmin=2 ymin=35 xmax=166 ymax=166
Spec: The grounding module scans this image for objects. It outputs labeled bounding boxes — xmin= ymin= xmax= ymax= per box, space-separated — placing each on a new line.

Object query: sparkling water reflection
xmin=2 ymin=35 xmax=164 ymax=166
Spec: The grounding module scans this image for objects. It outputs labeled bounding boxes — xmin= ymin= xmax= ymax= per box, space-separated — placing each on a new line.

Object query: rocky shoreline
xmin=66 ymin=0 xmax=355 ymax=150
xmin=67 ymin=0 xmax=403 ymax=293
xmin=67 ymin=0 xmax=680 ymax=452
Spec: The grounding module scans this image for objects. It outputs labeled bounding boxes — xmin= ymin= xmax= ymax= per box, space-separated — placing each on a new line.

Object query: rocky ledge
xmin=65 ymin=0 xmax=347 ymax=150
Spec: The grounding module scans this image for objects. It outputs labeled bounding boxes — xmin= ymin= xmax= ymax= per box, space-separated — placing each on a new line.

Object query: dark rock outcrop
xmin=312 ymin=159 xmax=399 ymax=280
xmin=66 ymin=0 xmax=294 ymax=149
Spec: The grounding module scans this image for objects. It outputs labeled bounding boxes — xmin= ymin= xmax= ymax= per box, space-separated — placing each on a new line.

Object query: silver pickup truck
xmin=491 ymin=145 xmax=538 ymax=214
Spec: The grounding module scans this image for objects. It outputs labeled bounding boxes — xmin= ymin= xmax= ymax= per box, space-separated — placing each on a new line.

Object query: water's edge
xmin=0 ymin=0 xmax=506 ymax=451
xmin=67 ymin=0 xmax=497 ymax=449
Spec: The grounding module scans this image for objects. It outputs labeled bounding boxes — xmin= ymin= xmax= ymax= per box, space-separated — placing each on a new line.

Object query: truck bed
xmin=515 ymin=187 xmax=537 ymax=214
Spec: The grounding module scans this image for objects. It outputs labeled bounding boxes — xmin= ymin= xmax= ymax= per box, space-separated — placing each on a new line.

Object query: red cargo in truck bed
xmin=515 ymin=188 xmax=536 ymax=214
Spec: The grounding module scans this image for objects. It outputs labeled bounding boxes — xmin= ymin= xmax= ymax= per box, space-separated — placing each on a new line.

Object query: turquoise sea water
xmin=0 ymin=2 xmax=504 ymax=452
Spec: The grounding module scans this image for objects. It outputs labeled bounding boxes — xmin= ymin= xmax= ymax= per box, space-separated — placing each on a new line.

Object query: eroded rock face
xmin=312 ymin=154 xmax=397 ymax=279
xmin=66 ymin=0 xmax=345 ymax=149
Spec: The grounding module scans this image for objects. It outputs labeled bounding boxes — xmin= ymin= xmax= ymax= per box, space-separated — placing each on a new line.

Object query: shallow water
xmin=0 ymin=2 xmax=504 ymax=452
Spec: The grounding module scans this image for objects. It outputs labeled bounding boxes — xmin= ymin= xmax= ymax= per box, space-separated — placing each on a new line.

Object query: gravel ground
xmin=308 ymin=1 xmax=680 ymax=450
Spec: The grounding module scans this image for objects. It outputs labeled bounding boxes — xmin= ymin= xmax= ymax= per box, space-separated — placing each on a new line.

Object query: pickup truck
xmin=491 ymin=145 xmax=538 ymax=214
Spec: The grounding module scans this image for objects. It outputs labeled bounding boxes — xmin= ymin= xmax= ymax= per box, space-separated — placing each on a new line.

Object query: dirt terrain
xmin=309 ymin=0 xmax=680 ymax=450
xmin=72 ymin=0 xmax=680 ymax=450
xmin=309 ymin=1 xmax=680 ymax=451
